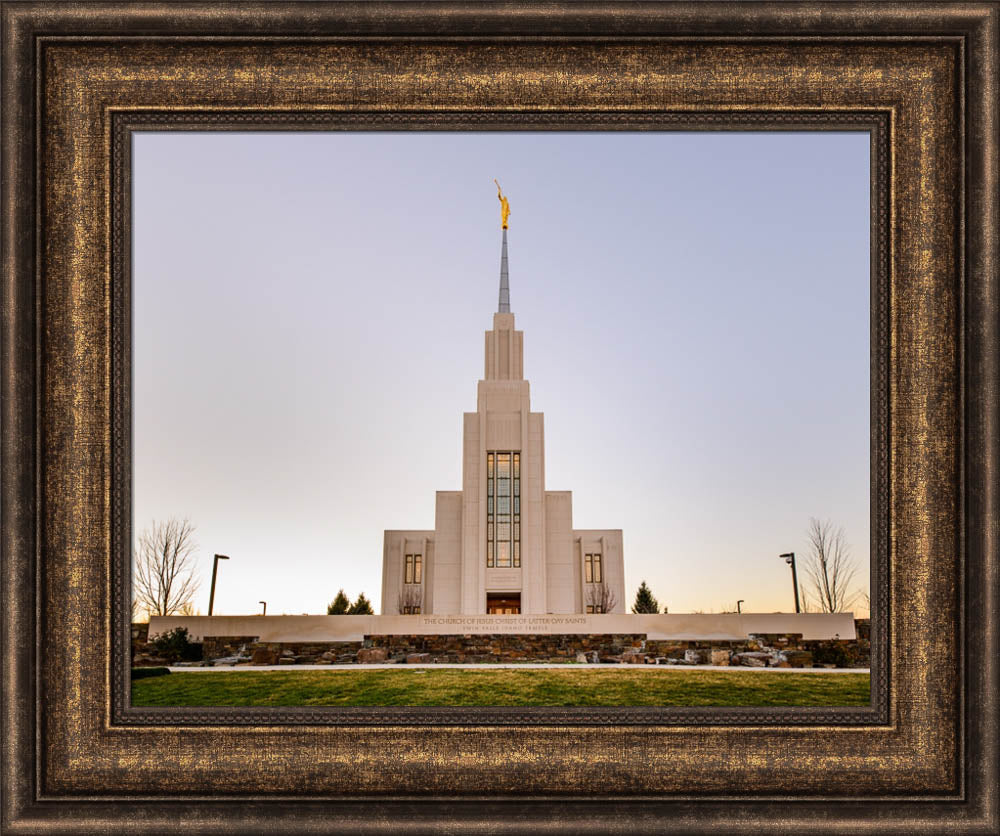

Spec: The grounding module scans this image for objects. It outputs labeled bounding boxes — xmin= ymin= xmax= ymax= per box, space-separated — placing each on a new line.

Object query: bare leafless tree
xmin=397 ymin=585 xmax=423 ymax=614
xmin=586 ymin=583 xmax=617 ymax=614
xmin=133 ymin=518 xmax=201 ymax=617
xmin=802 ymin=518 xmax=861 ymax=613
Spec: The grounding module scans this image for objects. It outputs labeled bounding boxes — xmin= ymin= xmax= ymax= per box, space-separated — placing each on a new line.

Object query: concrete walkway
xmin=167 ymin=663 xmax=869 ymax=674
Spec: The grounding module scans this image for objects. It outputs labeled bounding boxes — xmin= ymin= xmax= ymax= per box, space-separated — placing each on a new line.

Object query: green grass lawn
xmin=132 ymin=668 xmax=870 ymax=707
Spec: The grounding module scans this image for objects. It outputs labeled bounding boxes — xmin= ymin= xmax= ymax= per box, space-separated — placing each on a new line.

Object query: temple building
xmin=380 ymin=186 xmax=625 ymax=616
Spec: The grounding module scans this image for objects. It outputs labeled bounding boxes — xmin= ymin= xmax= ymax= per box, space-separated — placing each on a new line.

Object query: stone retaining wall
xmin=149 ymin=622 xmax=871 ymax=668
xmin=367 ymin=633 xmax=647 ymax=663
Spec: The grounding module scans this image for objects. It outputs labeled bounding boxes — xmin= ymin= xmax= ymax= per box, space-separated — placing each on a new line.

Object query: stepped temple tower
xmin=380 ymin=186 xmax=625 ymax=616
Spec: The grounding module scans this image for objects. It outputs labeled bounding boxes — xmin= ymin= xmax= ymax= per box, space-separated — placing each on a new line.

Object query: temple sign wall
xmin=149 ymin=612 xmax=858 ymax=644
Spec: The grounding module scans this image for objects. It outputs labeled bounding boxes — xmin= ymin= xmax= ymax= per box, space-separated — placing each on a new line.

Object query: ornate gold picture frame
xmin=2 ymin=2 xmax=997 ymax=832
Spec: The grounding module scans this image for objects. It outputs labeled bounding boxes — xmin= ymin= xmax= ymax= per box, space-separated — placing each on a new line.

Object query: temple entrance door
xmin=486 ymin=593 xmax=521 ymax=615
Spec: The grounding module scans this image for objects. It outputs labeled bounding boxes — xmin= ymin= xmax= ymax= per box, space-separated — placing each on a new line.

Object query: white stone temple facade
xmin=380 ymin=223 xmax=625 ymax=616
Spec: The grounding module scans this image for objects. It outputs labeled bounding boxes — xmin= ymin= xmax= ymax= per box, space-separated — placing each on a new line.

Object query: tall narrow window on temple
xmin=486 ymin=453 xmax=495 ymax=567
xmin=404 ymin=554 xmax=414 ymax=584
xmin=487 ymin=451 xmax=520 ymax=568
xmin=584 ymin=553 xmax=604 ymax=584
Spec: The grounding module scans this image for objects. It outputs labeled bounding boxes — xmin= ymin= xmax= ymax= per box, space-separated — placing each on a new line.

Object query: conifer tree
xmin=348 ymin=592 xmax=374 ymax=615
xmin=631 ymin=581 xmax=660 ymax=614
xmin=327 ymin=589 xmax=350 ymax=615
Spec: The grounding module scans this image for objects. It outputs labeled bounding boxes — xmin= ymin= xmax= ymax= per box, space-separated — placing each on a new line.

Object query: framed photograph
xmin=2 ymin=2 xmax=997 ymax=833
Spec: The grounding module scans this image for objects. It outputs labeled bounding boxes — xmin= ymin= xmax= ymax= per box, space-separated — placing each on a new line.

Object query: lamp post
xmin=259 ymin=601 xmax=267 ymax=616
xmin=736 ymin=599 xmax=744 ymax=614
xmin=208 ymin=554 xmax=229 ymax=616
xmin=780 ymin=552 xmax=801 ymax=613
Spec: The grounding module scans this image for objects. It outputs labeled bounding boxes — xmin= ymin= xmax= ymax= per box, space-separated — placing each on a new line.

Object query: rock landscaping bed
xmin=133 ymin=621 xmax=871 ymax=669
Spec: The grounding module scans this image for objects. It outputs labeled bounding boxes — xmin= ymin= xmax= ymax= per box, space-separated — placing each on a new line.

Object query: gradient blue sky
xmin=133 ymin=131 xmax=870 ymax=617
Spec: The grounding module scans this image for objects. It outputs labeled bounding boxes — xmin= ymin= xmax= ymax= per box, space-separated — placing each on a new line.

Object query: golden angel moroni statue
xmin=494 ymin=179 xmax=511 ymax=229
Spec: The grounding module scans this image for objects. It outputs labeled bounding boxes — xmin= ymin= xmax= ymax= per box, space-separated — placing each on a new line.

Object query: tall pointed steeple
xmin=485 ymin=186 xmax=522 ymax=381
xmin=494 ymin=180 xmax=511 ymax=313
xmin=498 ymin=228 xmax=510 ymax=313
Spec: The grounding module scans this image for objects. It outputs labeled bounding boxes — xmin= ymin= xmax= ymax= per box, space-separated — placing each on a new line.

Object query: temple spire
xmin=498 ymin=228 xmax=510 ymax=313
xmin=495 ymin=180 xmax=511 ymax=313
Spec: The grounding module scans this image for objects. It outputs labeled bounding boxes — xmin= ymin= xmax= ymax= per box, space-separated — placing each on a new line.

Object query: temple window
xmin=487 ymin=451 xmax=520 ymax=568
xmin=404 ymin=554 xmax=422 ymax=584
xmin=584 ymin=552 xmax=603 ymax=584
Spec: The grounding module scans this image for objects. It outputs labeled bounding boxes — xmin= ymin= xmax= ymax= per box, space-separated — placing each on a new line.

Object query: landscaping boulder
xmin=734 ymin=652 xmax=770 ymax=667
xmin=209 ymin=655 xmax=247 ymax=667
xmin=356 ymin=648 xmax=388 ymax=664
xmin=779 ymin=650 xmax=813 ymax=668
xmin=251 ymin=648 xmax=279 ymax=666
xmin=684 ymin=649 xmax=705 ymax=665
xmin=710 ymin=649 xmax=731 ymax=666
xmin=405 ymin=652 xmax=431 ymax=664
xmin=575 ymin=652 xmax=588 ymax=663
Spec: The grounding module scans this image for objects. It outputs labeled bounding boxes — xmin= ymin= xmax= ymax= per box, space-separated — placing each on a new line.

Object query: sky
xmin=132 ymin=131 xmax=870 ymax=618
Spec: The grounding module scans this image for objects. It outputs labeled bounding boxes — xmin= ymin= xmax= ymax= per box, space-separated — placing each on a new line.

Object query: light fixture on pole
xmin=259 ymin=601 xmax=267 ymax=616
xmin=736 ymin=599 xmax=744 ymax=614
xmin=208 ymin=554 xmax=229 ymax=616
xmin=780 ymin=552 xmax=801 ymax=613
